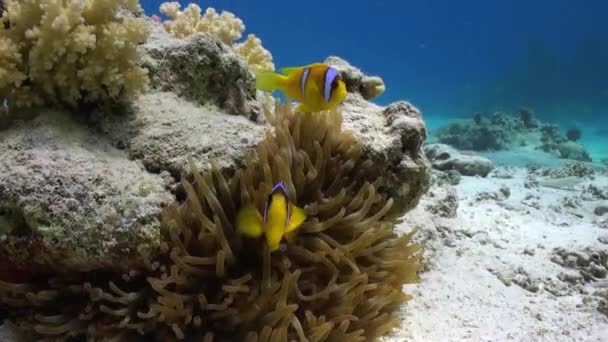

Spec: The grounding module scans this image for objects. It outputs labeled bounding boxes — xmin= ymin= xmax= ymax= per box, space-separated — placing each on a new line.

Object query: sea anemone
xmin=0 ymin=102 xmax=423 ymax=341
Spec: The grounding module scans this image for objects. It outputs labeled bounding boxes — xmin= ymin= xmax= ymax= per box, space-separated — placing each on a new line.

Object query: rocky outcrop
xmin=0 ymin=111 xmax=173 ymax=279
xmin=340 ymin=94 xmax=430 ymax=214
xmin=142 ymin=25 xmax=259 ymax=119
xmin=424 ymin=143 xmax=495 ymax=177
xmin=0 ymin=25 xmax=430 ymax=280
xmin=92 ymin=92 xmax=267 ymax=182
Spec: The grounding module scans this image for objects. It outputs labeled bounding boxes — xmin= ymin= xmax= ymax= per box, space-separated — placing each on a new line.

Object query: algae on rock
xmin=142 ymin=24 xmax=258 ymax=117
xmin=0 ymin=110 xmax=173 ymax=278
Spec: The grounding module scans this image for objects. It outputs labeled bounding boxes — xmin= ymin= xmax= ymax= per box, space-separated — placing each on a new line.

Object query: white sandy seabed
xmin=2 ymin=164 xmax=608 ymax=342
xmin=385 ymin=165 xmax=608 ymax=342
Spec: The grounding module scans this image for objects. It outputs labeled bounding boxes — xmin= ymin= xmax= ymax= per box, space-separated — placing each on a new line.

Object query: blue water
xmin=143 ymin=1 xmax=608 ymax=163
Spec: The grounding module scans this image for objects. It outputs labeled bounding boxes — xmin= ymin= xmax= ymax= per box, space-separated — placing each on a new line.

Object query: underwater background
xmin=145 ymin=0 xmax=608 ymax=163
xmin=2 ymin=1 xmax=608 ymax=340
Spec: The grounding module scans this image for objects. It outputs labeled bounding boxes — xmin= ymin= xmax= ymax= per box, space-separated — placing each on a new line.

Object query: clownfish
xmin=235 ymin=182 xmax=307 ymax=252
xmin=255 ymin=63 xmax=347 ymax=113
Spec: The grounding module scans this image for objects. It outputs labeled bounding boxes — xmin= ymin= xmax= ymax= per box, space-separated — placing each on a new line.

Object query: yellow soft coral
xmin=0 ymin=0 xmax=149 ymax=110
xmin=160 ymin=2 xmax=244 ymax=44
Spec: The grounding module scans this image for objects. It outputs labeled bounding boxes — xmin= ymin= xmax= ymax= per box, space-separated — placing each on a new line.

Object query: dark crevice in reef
xmin=0 ymin=203 xmax=33 ymax=238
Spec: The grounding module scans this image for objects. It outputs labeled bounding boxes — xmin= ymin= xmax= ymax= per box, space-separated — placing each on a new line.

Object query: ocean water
xmin=1 ymin=2 xmax=608 ymax=341
xmin=145 ymin=0 xmax=608 ymax=166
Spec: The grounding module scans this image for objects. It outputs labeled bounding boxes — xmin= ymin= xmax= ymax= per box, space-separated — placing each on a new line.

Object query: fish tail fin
xmin=265 ymin=223 xmax=283 ymax=252
xmin=255 ymin=70 xmax=287 ymax=92
xmin=236 ymin=204 xmax=264 ymax=238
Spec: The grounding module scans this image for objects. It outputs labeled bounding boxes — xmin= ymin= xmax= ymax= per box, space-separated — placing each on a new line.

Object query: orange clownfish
xmin=236 ymin=182 xmax=307 ymax=252
xmin=255 ymin=63 xmax=348 ymax=113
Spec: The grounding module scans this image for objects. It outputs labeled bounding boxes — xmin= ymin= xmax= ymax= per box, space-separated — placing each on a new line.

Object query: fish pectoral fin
xmin=284 ymin=230 xmax=297 ymax=243
xmin=236 ymin=204 xmax=264 ymax=238
xmin=286 ymin=205 xmax=306 ymax=233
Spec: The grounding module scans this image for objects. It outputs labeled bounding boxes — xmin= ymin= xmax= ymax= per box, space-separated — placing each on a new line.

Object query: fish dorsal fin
xmin=286 ymin=205 xmax=306 ymax=233
xmin=279 ymin=66 xmax=301 ymax=76
xmin=236 ymin=204 xmax=264 ymax=238
xmin=281 ymin=63 xmax=325 ymax=76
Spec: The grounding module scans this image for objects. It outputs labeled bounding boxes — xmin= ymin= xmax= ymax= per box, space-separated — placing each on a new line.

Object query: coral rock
xmin=424 ymin=143 xmax=495 ymax=177
xmin=595 ymin=204 xmax=608 ymax=216
xmin=92 ymin=92 xmax=267 ymax=181
xmin=142 ymin=24 xmax=257 ymax=116
xmin=325 ymin=56 xmax=386 ymax=100
xmin=340 ymin=94 xmax=430 ymax=214
xmin=557 ymin=141 xmax=592 ymax=162
xmin=0 ymin=110 xmax=173 ymax=279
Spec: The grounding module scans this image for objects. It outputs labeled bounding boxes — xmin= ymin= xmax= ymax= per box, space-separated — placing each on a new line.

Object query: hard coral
xmin=0 ymin=103 xmax=423 ymax=341
xmin=0 ymin=0 xmax=149 ymax=110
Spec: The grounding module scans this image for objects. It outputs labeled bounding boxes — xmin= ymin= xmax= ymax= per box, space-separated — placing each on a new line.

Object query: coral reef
xmin=0 ymin=65 xmax=429 ymax=290
xmin=434 ymin=111 xmax=592 ymax=161
xmin=0 ymin=103 xmax=422 ymax=341
xmin=0 ymin=0 xmax=149 ymax=111
xmin=556 ymin=141 xmax=591 ymax=162
xmin=566 ymin=127 xmax=582 ymax=142
xmin=473 ymin=113 xmax=483 ymax=125
xmin=519 ymin=107 xmax=538 ymax=128
xmin=424 ymin=143 xmax=495 ymax=177
xmin=434 ymin=113 xmax=515 ymax=151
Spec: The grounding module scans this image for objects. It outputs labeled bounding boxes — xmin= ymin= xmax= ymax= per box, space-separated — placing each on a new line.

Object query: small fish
xmin=236 ymin=182 xmax=307 ymax=252
xmin=255 ymin=63 xmax=347 ymax=112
